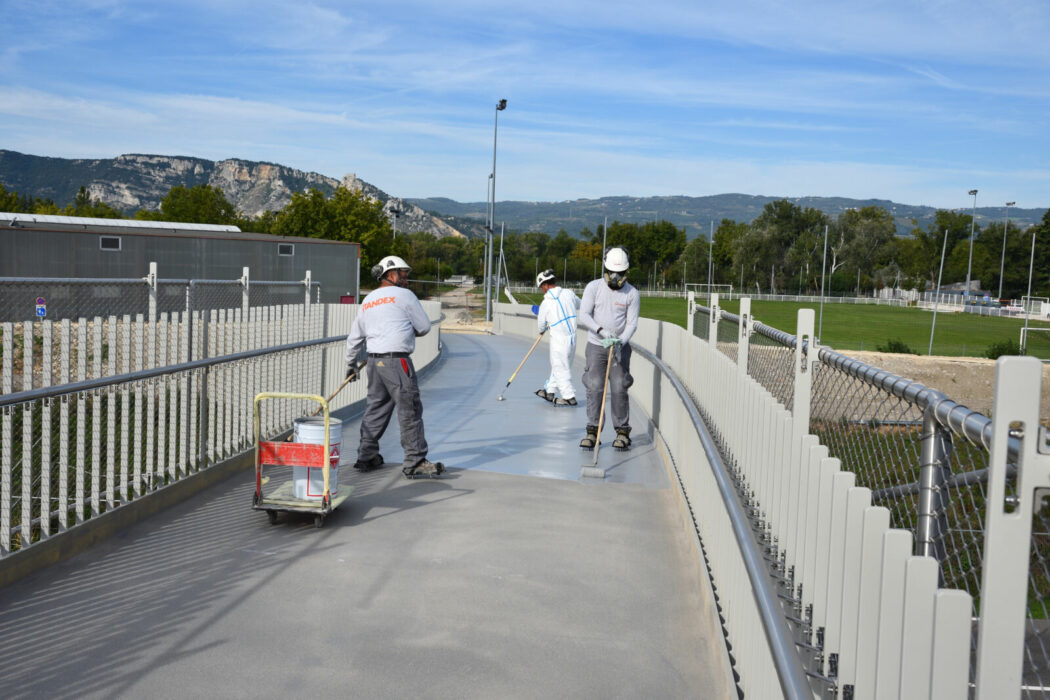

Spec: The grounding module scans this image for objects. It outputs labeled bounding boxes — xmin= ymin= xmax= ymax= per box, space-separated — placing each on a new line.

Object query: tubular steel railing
xmin=0 ymin=299 xmax=442 ymax=559
xmin=692 ymin=294 xmax=1048 ymax=698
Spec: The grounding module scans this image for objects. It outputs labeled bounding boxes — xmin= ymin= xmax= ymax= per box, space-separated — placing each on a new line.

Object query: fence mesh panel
xmin=705 ymin=304 xmax=1050 ymax=696
xmin=0 ymin=280 xmax=151 ymax=323
xmin=747 ymin=324 xmax=795 ymax=409
xmin=716 ymin=313 xmax=738 ymax=361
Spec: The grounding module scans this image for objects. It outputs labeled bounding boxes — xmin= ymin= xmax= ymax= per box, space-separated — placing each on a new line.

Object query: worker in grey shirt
xmin=344 ymin=254 xmax=444 ymax=478
xmin=577 ymin=246 xmax=641 ymax=450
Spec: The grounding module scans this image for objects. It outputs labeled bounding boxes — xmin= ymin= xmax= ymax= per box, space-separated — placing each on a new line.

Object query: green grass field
xmin=509 ymin=290 xmax=1050 ymax=359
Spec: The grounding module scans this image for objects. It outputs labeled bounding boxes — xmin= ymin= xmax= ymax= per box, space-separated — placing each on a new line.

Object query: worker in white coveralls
xmin=344 ymin=255 xmax=444 ymax=479
xmin=577 ymin=246 xmax=641 ymax=451
xmin=534 ymin=269 xmax=580 ymax=406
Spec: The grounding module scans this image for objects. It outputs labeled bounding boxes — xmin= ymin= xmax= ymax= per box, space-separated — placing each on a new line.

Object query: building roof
xmin=0 ymin=211 xmax=241 ymax=232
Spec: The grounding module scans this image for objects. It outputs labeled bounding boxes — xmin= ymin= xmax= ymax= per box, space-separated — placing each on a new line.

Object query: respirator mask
xmin=603 ymin=269 xmax=627 ymax=290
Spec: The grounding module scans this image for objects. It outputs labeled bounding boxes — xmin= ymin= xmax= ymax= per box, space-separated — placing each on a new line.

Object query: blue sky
xmin=1 ymin=0 xmax=1048 ymax=209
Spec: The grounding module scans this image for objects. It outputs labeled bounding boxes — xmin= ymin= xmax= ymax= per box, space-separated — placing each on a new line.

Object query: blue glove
xmin=600 ymin=335 xmax=622 ymax=349
xmin=531 ymin=304 xmax=540 ymax=315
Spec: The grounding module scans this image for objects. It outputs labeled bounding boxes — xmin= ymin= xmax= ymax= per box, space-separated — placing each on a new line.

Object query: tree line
xmin=3 ymin=182 xmax=1049 ymax=298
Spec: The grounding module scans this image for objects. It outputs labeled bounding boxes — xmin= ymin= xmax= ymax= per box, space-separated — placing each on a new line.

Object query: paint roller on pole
xmin=497 ymin=330 xmax=546 ymax=401
xmin=580 ymin=345 xmax=615 ymax=479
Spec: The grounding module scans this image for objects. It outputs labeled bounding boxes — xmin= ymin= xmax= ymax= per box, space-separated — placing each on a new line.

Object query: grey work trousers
xmin=358 ymin=355 xmax=429 ymax=468
xmin=582 ymin=342 xmax=633 ymax=431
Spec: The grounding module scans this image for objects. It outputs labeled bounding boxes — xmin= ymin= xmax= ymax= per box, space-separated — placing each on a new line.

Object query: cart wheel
xmin=314 ymin=515 xmax=324 ymax=529
xmin=267 ymin=511 xmax=278 ymax=525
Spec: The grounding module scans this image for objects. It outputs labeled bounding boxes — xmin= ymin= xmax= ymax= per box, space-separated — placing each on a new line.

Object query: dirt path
xmin=434 ymin=283 xmax=489 ymax=333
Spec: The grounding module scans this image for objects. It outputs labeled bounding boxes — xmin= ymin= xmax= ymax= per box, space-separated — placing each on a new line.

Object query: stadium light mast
xmin=964 ymin=188 xmax=978 ymax=303
xmin=998 ymin=201 xmax=1015 ymax=301
xmin=484 ymin=98 xmax=507 ymax=326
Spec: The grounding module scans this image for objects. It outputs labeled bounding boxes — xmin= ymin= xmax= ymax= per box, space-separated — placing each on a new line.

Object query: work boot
xmin=579 ymin=425 xmax=599 ymax=450
xmin=353 ymin=453 xmax=385 ymax=471
xmin=553 ymin=397 xmax=578 ymax=406
xmin=535 ymin=388 xmax=554 ymax=402
xmin=612 ymin=427 xmax=632 ymax=451
xmin=403 ymin=459 xmax=445 ymax=479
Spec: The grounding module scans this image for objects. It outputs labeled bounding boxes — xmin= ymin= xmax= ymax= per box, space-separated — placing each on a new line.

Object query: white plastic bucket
xmin=292 ymin=416 xmax=342 ymax=500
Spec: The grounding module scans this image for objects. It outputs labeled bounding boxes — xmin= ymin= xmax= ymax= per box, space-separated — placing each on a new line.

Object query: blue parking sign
xmin=36 ymin=305 xmax=46 ymax=318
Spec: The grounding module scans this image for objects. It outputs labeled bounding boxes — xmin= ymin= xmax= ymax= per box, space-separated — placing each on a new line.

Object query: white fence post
xmin=686 ymin=291 xmax=695 ymax=335
xmin=737 ymin=297 xmax=751 ymax=372
xmin=975 ymin=356 xmax=1050 ymax=697
xmin=793 ymin=309 xmax=814 ymax=434
xmin=708 ymin=292 xmax=719 ymax=345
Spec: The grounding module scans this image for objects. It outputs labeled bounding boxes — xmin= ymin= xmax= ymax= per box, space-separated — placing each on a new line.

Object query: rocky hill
xmin=0 ymin=150 xmax=465 ymax=238
xmin=3 ymin=149 xmax=1044 ymax=240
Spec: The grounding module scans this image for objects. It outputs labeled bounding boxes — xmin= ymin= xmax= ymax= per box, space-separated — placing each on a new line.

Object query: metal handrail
xmin=0 ymin=334 xmax=349 ymax=408
xmin=631 ymin=342 xmax=813 ymax=700
xmin=502 ymin=305 xmax=811 ymax=698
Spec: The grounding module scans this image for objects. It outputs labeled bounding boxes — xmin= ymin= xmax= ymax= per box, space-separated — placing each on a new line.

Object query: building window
xmin=100 ymin=236 xmax=121 ymax=251
xmin=278 ymin=243 xmax=294 ymax=256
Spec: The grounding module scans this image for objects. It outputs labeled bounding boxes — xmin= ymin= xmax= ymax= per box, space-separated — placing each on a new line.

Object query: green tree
xmin=139 ymin=184 xmax=238 ymax=225
xmin=0 ymin=184 xmax=24 ymax=212
xmin=63 ymin=186 xmax=123 ymax=218
xmin=270 ymin=187 xmax=394 ymax=270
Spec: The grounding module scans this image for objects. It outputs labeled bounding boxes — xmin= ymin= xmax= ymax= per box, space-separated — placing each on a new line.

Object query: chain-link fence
xmin=694 ymin=300 xmax=1049 ymax=696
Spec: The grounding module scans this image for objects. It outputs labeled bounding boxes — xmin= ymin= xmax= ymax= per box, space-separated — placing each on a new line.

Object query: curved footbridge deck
xmin=0 ymin=331 xmax=734 ymax=699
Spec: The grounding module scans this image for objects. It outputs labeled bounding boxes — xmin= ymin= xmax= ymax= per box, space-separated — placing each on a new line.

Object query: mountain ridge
xmin=1 ymin=150 xmax=1044 ymax=238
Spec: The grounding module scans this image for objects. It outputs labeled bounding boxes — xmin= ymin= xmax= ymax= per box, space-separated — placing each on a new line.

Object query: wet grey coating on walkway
xmin=0 ymin=332 xmax=732 ymax=699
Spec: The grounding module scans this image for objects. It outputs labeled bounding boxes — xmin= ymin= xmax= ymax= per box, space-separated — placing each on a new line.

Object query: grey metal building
xmin=0 ymin=212 xmax=360 ymax=304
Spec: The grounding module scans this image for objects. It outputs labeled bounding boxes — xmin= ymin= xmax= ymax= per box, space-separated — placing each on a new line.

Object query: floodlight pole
xmin=707 ymin=220 xmax=714 ymax=303
xmin=484 ymin=98 xmax=507 ymax=327
xmin=1023 ymin=232 xmax=1036 ymax=353
xmin=998 ymin=201 xmax=1015 ymax=301
xmin=818 ymin=225 xmax=828 ymax=341
xmin=929 ymin=229 xmax=949 ymax=355
xmin=964 ymin=188 xmax=978 ymax=304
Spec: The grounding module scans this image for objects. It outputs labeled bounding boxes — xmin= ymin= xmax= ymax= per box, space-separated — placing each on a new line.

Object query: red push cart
xmin=252 ymin=392 xmax=352 ymax=528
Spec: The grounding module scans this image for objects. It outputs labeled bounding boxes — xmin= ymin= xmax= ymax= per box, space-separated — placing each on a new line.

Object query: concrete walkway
xmin=0 ymin=332 xmax=733 ymax=699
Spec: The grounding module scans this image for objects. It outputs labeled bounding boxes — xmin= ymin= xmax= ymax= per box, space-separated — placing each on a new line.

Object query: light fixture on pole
xmin=484 ymin=98 xmax=507 ymax=327
xmin=389 ymin=200 xmax=402 ymax=239
xmin=964 ymin=188 xmax=978 ymax=303
xmin=998 ymin=201 xmax=1015 ymax=301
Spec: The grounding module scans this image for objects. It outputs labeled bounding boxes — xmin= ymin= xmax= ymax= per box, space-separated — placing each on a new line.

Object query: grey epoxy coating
xmin=420 ymin=333 xmax=668 ymax=487
xmin=0 ymin=332 xmax=732 ymax=700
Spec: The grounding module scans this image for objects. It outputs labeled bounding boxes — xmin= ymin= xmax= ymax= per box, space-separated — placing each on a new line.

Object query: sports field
xmin=511 ymin=291 xmax=1050 ymax=359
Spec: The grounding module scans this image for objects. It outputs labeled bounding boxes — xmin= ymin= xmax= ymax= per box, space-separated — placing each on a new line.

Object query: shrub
xmin=876 ymin=338 xmax=917 ymax=354
xmin=984 ymin=338 xmax=1023 ymax=359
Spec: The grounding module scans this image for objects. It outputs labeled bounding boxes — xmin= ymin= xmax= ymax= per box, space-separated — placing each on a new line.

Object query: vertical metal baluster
xmin=179 ymin=310 xmax=189 ymax=476
xmin=120 ymin=315 xmax=130 ymax=500
xmin=133 ymin=314 xmax=144 ymax=496
xmin=167 ymin=313 xmax=178 ymax=481
xmin=91 ymin=317 xmax=102 ymax=516
xmin=21 ymin=321 xmax=34 ymax=547
xmin=76 ymin=319 xmax=87 ymax=522
xmin=156 ymin=313 xmax=168 ymax=486
xmin=41 ymin=322 xmax=52 ymax=537
xmin=59 ymin=320 xmax=70 ymax=530
xmin=106 ymin=316 xmax=117 ymax=509
xmin=1 ymin=322 xmax=13 ymax=554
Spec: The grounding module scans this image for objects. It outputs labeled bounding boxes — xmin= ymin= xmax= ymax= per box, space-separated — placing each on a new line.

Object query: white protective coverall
xmin=536 ymin=285 xmax=580 ymax=400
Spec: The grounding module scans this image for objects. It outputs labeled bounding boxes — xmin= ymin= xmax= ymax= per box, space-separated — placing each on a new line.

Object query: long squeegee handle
xmin=309 ymin=360 xmax=366 ymax=417
xmin=592 ymin=344 xmax=615 ymax=466
xmin=503 ymin=330 xmax=546 ymax=389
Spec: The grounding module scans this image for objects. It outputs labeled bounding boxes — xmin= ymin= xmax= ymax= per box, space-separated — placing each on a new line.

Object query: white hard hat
xmin=603 ymin=247 xmax=629 ymax=272
xmin=536 ymin=269 xmax=556 ymax=287
xmin=371 ymin=254 xmax=412 ymax=280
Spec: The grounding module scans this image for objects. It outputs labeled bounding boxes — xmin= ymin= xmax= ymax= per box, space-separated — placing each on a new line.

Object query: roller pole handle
xmin=499 ymin=330 xmax=545 ymax=397
xmin=309 ymin=360 xmax=366 ymax=417
xmin=592 ymin=345 xmax=615 ymax=466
